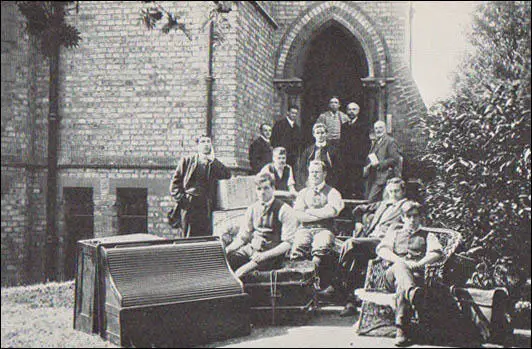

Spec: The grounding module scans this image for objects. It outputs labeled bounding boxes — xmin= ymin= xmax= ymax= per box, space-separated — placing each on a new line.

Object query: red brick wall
xmin=2 ymin=1 xmax=427 ymax=285
xmin=235 ymin=2 xmax=277 ymax=169
xmin=1 ymin=1 xmax=49 ymax=286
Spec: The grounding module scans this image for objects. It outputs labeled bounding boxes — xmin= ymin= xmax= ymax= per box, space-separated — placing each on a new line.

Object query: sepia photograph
xmin=1 ymin=1 xmax=530 ymax=347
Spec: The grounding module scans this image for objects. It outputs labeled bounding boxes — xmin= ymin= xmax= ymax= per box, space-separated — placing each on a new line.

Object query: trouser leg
xmin=385 ymin=262 xmax=417 ymax=326
xmin=290 ymin=229 xmax=313 ymax=260
xmin=341 ymin=240 xmax=379 ymax=301
xmin=311 ymin=230 xmax=336 ymax=288
xmin=182 ymin=204 xmax=211 ymax=238
xmin=227 ymin=245 xmax=253 ymax=271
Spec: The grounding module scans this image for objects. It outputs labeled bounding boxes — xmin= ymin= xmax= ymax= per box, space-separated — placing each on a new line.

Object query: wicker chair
xmin=354 ymin=227 xmax=462 ymax=337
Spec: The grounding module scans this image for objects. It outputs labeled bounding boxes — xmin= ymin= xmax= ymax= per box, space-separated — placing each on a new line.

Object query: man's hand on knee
xmin=404 ymin=260 xmax=421 ymax=271
xmin=251 ymin=252 xmax=267 ymax=264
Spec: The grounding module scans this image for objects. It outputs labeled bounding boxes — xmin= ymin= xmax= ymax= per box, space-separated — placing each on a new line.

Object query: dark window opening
xmin=117 ymin=188 xmax=148 ymax=235
xmin=64 ymin=187 xmax=94 ymax=280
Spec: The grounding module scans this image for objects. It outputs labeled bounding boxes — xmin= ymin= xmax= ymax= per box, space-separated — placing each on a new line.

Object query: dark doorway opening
xmin=64 ymin=187 xmax=94 ymax=280
xmin=299 ymin=23 xmax=369 ymax=146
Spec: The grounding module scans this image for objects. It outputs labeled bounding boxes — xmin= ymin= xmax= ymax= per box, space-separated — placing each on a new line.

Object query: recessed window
xmin=116 ymin=188 xmax=148 ymax=235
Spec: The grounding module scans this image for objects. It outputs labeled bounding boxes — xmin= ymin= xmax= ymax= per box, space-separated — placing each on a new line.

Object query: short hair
xmin=260 ymin=123 xmax=271 ymax=132
xmin=308 ymin=160 xmax=327 ymax=173
xmin=195 ymin=134 xmax=211 ymax=143
xmin=313 ymin=122 xmax=327 ymax=133
xmin=374 ymin=120 xmax=386 ymax=128
xmin=254 ymin=172 xmax=275 ymax=187
xmin=401 ymin=200 xmax=424 ymax=216
xmin=288 ymin=105 xmax=299 ymax=111
xmin=347 ymin=102 xmax=360 ymax=109
xmin=386 ymin=177 xmax=406 ymax=191
xmin=329 ymin=96 xmax=340 ymax=103
xmin=272 ymin=147 xmax=287 ymax=156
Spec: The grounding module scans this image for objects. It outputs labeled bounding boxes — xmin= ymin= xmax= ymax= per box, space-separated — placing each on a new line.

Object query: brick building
xmin=1 ymin=1 xmax=426 ymax=285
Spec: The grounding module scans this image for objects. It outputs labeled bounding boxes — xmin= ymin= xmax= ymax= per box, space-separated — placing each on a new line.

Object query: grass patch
xmin=2 ymin=281 xmax=75 ymax=309
xmin=1 ymin=281 xmax=115 ymax=348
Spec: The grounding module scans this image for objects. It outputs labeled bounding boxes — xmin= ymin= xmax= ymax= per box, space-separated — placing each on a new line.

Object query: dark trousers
xmin=366 ymin=182 xmax=386 ymax=203
xmin=181 ymin=199 xmax=212 ymax=238
xmin=342 ymin=164 xmax=364 ymax=199
xmin=384 ymin=262 xmax=424 ymax=326
xmin=338 ymin=238 xmax=380 ymax=302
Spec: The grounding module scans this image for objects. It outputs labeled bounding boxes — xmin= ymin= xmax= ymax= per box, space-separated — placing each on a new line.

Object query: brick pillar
xmin=362 ymin=77 xmax=396 ymax=126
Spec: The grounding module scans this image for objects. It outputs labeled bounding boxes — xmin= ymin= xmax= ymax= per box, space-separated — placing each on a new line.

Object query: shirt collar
xmin=260 ymin=197 xmax=275 ymax=209
xmin=348 ymin=116 xmax=359 ymax=125
xmin=286 ymin=117 xmax=295 ymax=128
xmin=315 ymin=141 xmax=327 ymax=148
xmin=273 ymin=164 xmax=285 ymax=174
xmin=312 ymin=181 xmax=326 ymax=193
xmin=260 ymin=135 xmax=270 ymax=143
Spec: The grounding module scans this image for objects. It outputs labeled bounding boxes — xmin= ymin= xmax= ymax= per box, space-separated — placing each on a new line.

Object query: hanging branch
xmin=140 ymin=1 xmax=231 ymax=42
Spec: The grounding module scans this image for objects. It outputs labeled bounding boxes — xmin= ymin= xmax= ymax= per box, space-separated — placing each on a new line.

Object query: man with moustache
xmin=169 ymin=135 xmax=231 ymax=237
xmin=316 ymin=96 xmax=350 ymax=147
xmin=271 ymin=105 xmax=302 ymax=170
xmin=364 ymin=120 xmax=402 ymax=202
xmin=249 ymin=123 xmax=273 ymax=174
xmin=340 ymin=102 xmax=370 ymax=199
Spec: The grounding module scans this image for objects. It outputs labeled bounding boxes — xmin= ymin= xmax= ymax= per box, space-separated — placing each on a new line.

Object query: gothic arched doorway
xmin=296 ymin=22 xmax=370 ymax=145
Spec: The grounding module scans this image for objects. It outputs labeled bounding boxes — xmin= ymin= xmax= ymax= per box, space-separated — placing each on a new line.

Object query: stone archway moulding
xmin=275 ymin=1 xmax=390 ymax=79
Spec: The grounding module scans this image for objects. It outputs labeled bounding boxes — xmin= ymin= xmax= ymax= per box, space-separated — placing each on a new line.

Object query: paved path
xmin=209 ymin=307 xmax=531 ymax=348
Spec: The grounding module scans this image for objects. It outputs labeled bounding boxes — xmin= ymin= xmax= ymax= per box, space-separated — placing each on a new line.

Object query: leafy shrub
xmin=415 ymin=1 xmax=531 ymax=294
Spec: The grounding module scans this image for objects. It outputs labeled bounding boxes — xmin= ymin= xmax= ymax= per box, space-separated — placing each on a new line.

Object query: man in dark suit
xmin=249 ymin=123 xmax=273 ymax=174
xmin=363 ymin=121 xmax=402 ymax=202
xmin=337 ymin=178 xmax=408 ymax=316
xmin=297 ymin=123 xmax=341 ymax=191
xmin=271 ymin=106 xmax=302 ymax=170
xmin=340 ymin=102 xmax=370 ymax=199
xmin=170 ymin=135 xmax=231 ymax=238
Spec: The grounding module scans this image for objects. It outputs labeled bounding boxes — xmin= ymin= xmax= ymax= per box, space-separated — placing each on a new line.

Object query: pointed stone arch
xmin=275 ymin=1 xmax=390 ymax=79
xmin=273 ymin=1 xmax=394 ymax=128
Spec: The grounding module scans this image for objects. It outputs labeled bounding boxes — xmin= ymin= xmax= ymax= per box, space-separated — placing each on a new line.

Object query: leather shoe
xmin=394 ymin=327 xmax=411 ymax=347
xmin=316 ymin=285 xmax=335 ymax=298
xmin=339 ymin=302 xmax=357 ymax=317
xmin=408 ymin=286 xmax=423 ymax=310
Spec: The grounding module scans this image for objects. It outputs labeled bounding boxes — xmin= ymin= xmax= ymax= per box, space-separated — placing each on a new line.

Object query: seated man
xmin=260 ymin=147 xmax=298 ymax=202
xmin=337 ymin=177 xmax=409 ymax=316
xmin=376 ymin=201 xmax=443 ymax=347
xmin=225 ymin=172 xmax=298 ymax=278
xmin=290 ymin=160 xmax=344 ymax=293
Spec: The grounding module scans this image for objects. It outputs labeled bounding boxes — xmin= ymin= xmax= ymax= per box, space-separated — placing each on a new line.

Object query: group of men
xmin=169 ymin=98 xmax=440 ymax=346
xmin=248 ymin=96 xmax=402 ymax=202
xmin=223 ymin=169 xmax=440 ymax=347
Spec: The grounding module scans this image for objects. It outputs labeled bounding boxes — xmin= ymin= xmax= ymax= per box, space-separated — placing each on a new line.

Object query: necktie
xmin=315 ymin=146 xmax=322 ymax=161
xmin=260 ymin=202 xmax=269 ymax=226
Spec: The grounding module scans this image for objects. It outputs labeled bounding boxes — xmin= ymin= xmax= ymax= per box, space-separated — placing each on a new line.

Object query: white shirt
xmin=286 ymin=117 xmax=295 ymax=128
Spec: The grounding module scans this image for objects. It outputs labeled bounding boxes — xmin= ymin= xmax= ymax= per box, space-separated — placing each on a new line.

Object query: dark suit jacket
xmin=249 ymin=137 xmax=273 ymax=174
xmin=271 ymin=118 xmax=302 ymax=169
xmin=356 ymin=198 xmax=408 ymax=238
xmin=170 ymin=154 xmax=231 ymax=214
xmin=296 ymin=143 xmax=341 ymax=191
xmin=340 ymin=118 xmax=370 ymax=166
xmin=366 ymin=134 xmax=401 ymax=185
